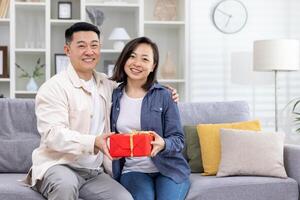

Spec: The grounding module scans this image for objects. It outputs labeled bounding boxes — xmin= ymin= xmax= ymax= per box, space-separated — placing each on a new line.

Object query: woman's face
xmin=124 ymin=43 xmax=155 ymax=84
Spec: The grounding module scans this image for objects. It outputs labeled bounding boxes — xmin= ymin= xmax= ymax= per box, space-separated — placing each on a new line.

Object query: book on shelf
xmin=0 ymin=0 xmax=9 ymax=18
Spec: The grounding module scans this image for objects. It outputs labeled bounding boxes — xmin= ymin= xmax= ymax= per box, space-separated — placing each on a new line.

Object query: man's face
xmin=64 ymin=31 xmax=100 ymax=75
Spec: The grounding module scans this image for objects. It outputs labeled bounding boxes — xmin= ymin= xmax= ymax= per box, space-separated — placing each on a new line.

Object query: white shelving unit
xmin=0 ymin=0 xmax=189 ymax=101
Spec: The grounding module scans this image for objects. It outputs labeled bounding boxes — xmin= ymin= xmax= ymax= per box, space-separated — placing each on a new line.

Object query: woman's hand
xmin=150 ymin=131 xmax=165 ymax=157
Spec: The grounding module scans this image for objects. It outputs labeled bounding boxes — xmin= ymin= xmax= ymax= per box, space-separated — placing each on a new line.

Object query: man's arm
xmin=36 ymin=82 xmax=96 ymax=156
xmin=94 ymin=133 xmax=113 ymax=160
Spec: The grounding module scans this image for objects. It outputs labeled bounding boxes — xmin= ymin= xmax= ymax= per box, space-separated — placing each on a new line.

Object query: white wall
xmin=189 ymin=0 xmax=300 ymax=130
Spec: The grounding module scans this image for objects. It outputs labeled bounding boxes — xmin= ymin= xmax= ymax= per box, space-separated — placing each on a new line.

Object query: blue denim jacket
xmin=110 ymin=83 xmax=190 ymax=183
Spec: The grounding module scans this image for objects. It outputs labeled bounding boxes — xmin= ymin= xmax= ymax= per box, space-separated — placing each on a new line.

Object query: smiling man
xmin=25 ymin=22 xmax=133 ymax=200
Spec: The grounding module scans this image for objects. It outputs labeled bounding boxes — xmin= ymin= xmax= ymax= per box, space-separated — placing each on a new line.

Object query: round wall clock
xmin=212 ymin=0 xmax=248 ymax=34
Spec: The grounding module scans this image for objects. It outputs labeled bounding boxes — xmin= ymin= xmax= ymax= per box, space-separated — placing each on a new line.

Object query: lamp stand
xmin=274 ymin=70 xmax=278 ymax=132
xmin=113 ymin=41 xmax=125 ymax=51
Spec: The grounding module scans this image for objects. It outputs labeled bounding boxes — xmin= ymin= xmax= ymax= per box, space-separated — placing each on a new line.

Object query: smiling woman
xmin=110 ymin=37 xmax=190 ymax=200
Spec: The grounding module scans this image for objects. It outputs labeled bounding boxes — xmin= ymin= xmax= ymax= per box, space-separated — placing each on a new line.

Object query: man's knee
xmin=38 ymin=165 xmax=80 ymax=200
xmin=113 ymin=189 xmax=133 ymax=200
xmin=47 ymin=180 xmax=79 ymax=199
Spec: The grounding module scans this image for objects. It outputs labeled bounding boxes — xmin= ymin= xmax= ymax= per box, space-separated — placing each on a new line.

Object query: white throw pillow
xmin=217 ymin=129 xmax=287 ymax=178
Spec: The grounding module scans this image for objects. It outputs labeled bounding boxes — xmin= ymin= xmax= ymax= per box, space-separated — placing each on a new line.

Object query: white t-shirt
xmin=70 ymin=77 xmax=105 ymax=169
xmin=117 ymin=91 xmax=158 ymax=174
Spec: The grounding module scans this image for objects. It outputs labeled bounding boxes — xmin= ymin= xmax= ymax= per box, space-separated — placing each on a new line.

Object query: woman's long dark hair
xmin=110 ymin=37 xmax=159 ymax=90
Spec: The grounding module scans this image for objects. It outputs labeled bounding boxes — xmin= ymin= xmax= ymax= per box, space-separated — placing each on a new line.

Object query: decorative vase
xmin=153 ymin=0 xmax=177 ymax=21
xmin=160 ymin=51 xmax=176 ymax=79
xmin=26 ymin=77 xmax=38 ymax=91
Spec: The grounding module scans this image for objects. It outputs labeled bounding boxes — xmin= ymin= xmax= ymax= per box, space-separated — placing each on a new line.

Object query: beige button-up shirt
xmin=25 ymin=64 xmax=116 ymax=186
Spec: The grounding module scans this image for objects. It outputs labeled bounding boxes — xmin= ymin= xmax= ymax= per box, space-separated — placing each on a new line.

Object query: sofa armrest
xmin=284 ymin=144 xmax=300 ymax=186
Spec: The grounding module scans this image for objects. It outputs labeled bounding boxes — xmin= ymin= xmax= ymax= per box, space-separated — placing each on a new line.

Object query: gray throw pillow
xmin=217 ymin=129 xmax=287 ymax=178
xmin=183 ymin=126 xmax=203 ymax=173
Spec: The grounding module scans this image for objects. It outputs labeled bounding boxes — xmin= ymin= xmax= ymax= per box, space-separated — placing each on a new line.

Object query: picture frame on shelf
xmin=58 ymin=1 xmax=72 ymax=19
xmin=55 ymin=54 xmax=70 ymax=74
xmin=0 ymin=46 xmax=8 ymax=78
xmin=104 ymin=60 xmax=116 ymax=78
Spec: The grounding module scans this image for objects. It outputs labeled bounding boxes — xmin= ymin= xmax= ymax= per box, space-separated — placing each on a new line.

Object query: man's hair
xmin=65 ymin=22 xmax=100 ymax=44
xmin=110 ymin=37 xmax=159 ymax=90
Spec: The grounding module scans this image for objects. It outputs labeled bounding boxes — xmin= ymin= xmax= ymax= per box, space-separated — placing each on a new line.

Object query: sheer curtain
xmin=189 ymin=0 xmax=300 ymax=130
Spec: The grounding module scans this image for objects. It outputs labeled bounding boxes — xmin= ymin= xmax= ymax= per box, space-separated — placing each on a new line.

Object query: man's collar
xmin=67 ymin=63 xmax=82 ymax=88
xmin=67 ymin=63 xmax=106 ymax=89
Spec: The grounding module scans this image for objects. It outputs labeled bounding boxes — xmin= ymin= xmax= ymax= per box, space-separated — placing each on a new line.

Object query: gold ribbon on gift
xmin=129 ymin=132 xmax=136 ymax=157
xmin=129 ymin=131 xmax=152 ymax=157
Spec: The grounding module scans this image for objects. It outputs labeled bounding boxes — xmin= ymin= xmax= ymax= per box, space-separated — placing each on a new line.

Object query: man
xmin=26 ymin=22 xmax=132 ymax=200
xmin=26 ymin=22 xmax=178 ymax=200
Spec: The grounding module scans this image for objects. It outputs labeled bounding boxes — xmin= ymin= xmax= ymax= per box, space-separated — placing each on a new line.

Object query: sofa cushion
xmin=0 ymin=99 xmax=40 ymax=173
xmin=217 ymin=129 xmax=287 ymax=178
xmin=0 ymin=139 xmax=40 ymax=173
xmin=183 ymin=126 xmax=203 ymax=173
xmin=0 ymin=173 xmax=44 ymax=200
xmin=197 ymin=120 xmax=261 ymax=175
xmin=186 ymin=174 xmax=298 ymax=200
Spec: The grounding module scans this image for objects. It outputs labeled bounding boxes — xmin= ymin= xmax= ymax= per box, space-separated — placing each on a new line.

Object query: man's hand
xmin=165 ymin=85 xmax=179 ymax=102
xmin=94 ymin=132 xmax=114 ymax=160
xmin=150 ymin=131 xmax=165 ymax=157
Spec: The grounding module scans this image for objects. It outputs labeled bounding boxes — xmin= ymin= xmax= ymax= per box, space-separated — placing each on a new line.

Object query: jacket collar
xmin=67 ymin=63 xmax=106 ymax=90
xmin=149 ymin=82 xmax=164 ymax=90
xmin=115 ymin=82 xmax=163 ymax=94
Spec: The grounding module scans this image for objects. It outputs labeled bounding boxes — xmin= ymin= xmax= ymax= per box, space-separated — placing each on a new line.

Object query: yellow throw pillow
xmin=197 ymin=120 xmax=261 ymax=176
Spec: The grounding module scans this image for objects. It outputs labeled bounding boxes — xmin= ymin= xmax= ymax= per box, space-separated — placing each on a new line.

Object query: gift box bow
xmin=109 ymin=131 xmax=154 ymax=157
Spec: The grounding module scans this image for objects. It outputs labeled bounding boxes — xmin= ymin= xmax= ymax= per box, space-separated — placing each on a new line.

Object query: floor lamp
xmin=253 ymin=39 xmax=300 ymax=131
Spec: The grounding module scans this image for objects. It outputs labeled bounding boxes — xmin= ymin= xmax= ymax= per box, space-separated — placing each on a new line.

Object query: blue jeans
xmin=120 ymin=172 xmax=190 ymax=200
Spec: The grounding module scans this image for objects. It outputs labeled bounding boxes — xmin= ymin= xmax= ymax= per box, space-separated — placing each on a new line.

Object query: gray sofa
xmin=0 ymin=98 xmax=299 ymax=200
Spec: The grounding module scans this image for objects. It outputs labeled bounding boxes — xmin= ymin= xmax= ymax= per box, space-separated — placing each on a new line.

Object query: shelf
xmin=85 ymin=2 xmax=139 ymax=8
xmin=51 ymin=19 xmax=82 ymax=26
xmin=8 ymin=0 xmax=187 ymax=100
xmin=101 ymin=49 xmax=122 ymax=53
xmin=15 ymin=2 xmax=46 ymax=6
xmin=85 ymin=4 xmax=139 ymax=12
xmin=15 ymin=48 xmax=46 ymax=53
xmin=0 ymin=78 xmax=10 ymax=82
xmin=0 ymin=18 xmax=9 ymax=24
xmin=144 ymin=21 xmax=185 ymax=28
xmin=15 ymin=2 xmax=45 ymax=11
xmin=15 ymin=90 xmax=37 ymax=95
xmin=158 ymin=79 xmax=185 ymax=83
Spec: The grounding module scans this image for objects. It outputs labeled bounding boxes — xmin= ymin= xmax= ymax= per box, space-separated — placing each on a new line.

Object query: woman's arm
xmin=156 ymin=90 xmax=184 ymax=156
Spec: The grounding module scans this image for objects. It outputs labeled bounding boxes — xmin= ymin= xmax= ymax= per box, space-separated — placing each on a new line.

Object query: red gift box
xmin=109 ymin=132 xmax=154 ymax=157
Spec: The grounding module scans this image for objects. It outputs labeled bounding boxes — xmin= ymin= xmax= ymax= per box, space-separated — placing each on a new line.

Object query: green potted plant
xmin=15 ymin=58 xmax=45 ymax=91
xmin=290 ymin=99 xmax=300 ymax=133
xmin=280 ymin=98 xmax=300 ymax=144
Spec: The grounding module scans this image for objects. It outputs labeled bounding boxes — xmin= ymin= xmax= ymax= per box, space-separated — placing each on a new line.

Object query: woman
xmin=110 ymin=37 xmax=190 ymax=200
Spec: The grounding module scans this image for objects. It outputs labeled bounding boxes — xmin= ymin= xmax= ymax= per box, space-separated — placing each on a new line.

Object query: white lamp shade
xmin=253 ymin=39 xmax=300 ymax=71
xmin=108 ymin=27 xmax=130 ymax=40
